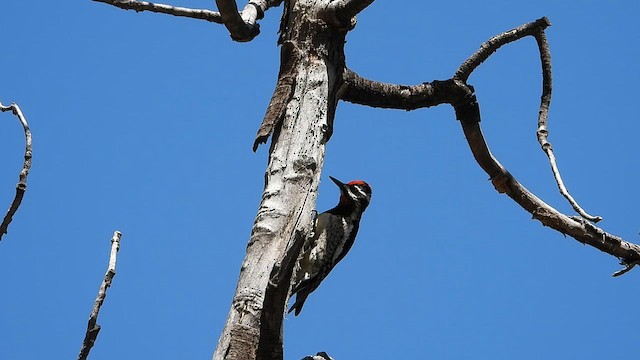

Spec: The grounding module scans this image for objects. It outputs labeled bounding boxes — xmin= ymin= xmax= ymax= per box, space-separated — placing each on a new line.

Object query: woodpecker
xmin=289 ymin=176 xmax=372 ymax=316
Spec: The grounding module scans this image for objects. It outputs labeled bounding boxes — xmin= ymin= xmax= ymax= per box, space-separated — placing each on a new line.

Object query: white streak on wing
xmin=296 ymin=213 xmax=324 ymax=282
xmin=332 ymin=218 xmax=352 ymax=263
xmin=304 ymin=213 xmax=330 ymax=278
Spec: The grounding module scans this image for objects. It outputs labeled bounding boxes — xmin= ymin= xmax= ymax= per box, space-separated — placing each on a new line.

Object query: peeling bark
xmin=253 ymin=41 xmax=302 ymax=152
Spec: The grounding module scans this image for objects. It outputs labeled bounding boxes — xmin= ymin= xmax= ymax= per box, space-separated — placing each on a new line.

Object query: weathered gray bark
xmin=213 ymin=1 xmax=350 ymax=359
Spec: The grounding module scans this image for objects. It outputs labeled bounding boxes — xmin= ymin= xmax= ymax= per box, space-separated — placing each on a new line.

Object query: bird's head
xmin=330 ymin=176 xmax=372 ymax=209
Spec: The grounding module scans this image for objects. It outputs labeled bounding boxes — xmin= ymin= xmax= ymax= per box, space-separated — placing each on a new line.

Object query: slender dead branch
xmin=533 ymin=30 xmax=602 ymax=222
xmin=93 ymin=0 xmax=225 ymax=23
xmin=77 ymin=231 xmax=123 ymax=360
xmin=455 ymin=17 xmax=551 ymax=82
xmin=451 ymin=92 xmax=640 ymax=275
xmin=93 ymin=0 xmax=279 ymax=40
xmin=0 ymin=102 xmax=32 ymax=241
xmin=453 ymin=21 xmax=635 ymax=273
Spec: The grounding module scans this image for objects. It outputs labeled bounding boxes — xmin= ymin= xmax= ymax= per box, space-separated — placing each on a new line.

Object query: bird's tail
xmin=288 ymin=290 xmax=310 ymax=316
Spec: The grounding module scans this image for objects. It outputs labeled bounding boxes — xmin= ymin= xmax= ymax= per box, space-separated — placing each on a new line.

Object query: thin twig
xmin=78 ymin=231 xmax=123 ymax=360
xmin=0 ymin=102 xmax=32 ymax=241
xmin=533 ymin=30 xmax=602 ymax=222
xmin=93 ymin=0 xmax=278 ymax=42
xmin=93 ymin=0 xmax=225 ymax=23
xmin=613 ymin=260 xmax=639 ymax=277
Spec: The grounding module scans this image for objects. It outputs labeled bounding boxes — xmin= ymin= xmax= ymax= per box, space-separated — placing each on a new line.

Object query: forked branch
xmin=340 ymin=17 xmax=640 ymax=275
xmin=0 ymin=102 xmax=32 ymax=241
xmin=452 ymin=91 xmax=640 ymax=275
xmin=454 ymin=17 xmax=551 ymax=81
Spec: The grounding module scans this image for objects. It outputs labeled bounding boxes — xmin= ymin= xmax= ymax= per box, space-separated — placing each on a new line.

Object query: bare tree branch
xmin=93 ymin=0 xmax=225 ymax=23
xmin=454 ymin=17 xmax=551 ymax=82
xmin=93 ymin=0 xmax=281 ymax=41
xmin=77 ymin=231 xmax=123 ymax=360
xmin=0 ymin=102 xmax=32 ymax=241
xmin=341 ymin=68 xmax=463 ymax=110
xmin=451 ymin=90 xmax=640 ymax=275
xmin=452 ymin=19 xmax=638 ymax=272
xmin=338 ymin=19 xmax=640 ymax=275
xmin=533 ymin=30 xmax=602 ymax=222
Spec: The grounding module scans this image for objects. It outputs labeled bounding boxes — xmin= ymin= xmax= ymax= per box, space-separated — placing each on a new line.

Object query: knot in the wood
xmin=318 ymin=7 xmax=357 ymax=31
xmin=233 ymin=289 xmax=264 ymax=316
xmin=490 ymin=173 xmax=510 ymax=194
xmin=293 ymin=155 xmax=317 ymax=174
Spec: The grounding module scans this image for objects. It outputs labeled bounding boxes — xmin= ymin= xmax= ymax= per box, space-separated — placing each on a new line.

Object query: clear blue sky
xmin=1 ymin=1 xmax=638 ymax=359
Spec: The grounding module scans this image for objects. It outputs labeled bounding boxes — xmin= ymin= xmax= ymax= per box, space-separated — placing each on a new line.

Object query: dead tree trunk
xmin=213 ymin=2 xmax=355 ymax=359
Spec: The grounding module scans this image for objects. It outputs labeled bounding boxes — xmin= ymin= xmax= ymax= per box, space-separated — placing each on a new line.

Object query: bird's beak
xmin=329 ymin=176 xmax=347 ymax=192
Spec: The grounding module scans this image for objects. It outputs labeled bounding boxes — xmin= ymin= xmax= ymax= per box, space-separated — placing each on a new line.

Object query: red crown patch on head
xmin=348 ymin=180 xmax=369 ymax=187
